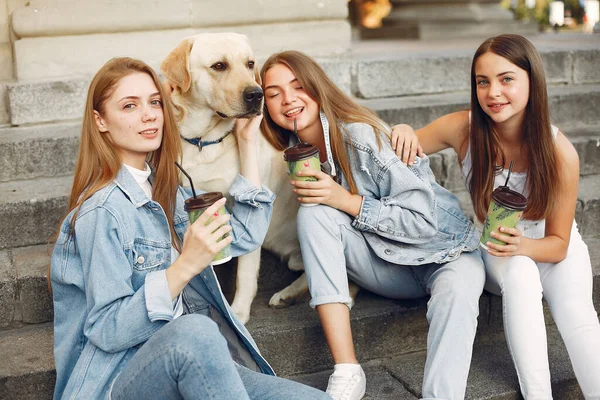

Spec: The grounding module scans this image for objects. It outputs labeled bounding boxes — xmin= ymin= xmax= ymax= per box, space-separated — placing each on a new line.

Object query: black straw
xmin=504 ymin=160 xmax=514 ymax=187
xmin=293 ymin=118 xmax=297 ymax=136
xmin=174 ymin=162 xmax=197 ymax=198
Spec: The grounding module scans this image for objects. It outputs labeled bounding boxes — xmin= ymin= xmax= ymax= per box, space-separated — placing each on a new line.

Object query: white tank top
xmin=461 ymin=116 xmax=559 ymax=239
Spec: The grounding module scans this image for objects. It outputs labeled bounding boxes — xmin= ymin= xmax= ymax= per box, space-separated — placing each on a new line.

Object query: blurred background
xmin=1 ymin=0 xmax=599 ymax=86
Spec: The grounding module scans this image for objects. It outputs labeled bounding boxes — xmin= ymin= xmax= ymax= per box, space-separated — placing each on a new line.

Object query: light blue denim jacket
xmin=298 ymin=115 xmax=480 ymax=266
xmin=50 ymin=166 xmax=276 ymax=399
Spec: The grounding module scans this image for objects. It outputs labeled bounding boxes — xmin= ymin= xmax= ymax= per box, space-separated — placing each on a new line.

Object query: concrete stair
xmin=292 ymin=327 xmax=583 ymax=399
xmin=1 ymin=239 xmax=598 ymax=399
xmin=1 ymin=35 xmax=599 ymax=399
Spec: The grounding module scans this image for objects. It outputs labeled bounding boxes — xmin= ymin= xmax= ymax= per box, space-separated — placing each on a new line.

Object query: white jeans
xmin=483 ymin=222 xmax=600 ymax=399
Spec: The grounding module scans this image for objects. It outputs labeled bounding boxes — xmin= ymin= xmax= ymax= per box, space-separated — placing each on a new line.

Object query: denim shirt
xmin=50 ymin=166 xmax=276 ymax=399
xmin=298 ymin=116 xmax=480 ymax=265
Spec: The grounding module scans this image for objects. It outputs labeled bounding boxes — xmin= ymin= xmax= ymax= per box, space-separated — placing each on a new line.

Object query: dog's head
xmin=161 ymin=33 xmax=263 ymax=123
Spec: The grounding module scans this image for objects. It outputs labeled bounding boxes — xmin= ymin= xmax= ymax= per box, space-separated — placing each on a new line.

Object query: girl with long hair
xmin=260 ymin=50 xmax=485 ymax=400
xmin=50 ymin=57 xmax=329 ymax=400
xmin=391 ymin=34 xmax=600 ymax=398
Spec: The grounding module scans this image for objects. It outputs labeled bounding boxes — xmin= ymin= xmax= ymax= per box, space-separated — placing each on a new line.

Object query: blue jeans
xmin=111 ymin=314 xmax=331 ymax=400
xmin=297 ymin=205 xmax=485 ymax=400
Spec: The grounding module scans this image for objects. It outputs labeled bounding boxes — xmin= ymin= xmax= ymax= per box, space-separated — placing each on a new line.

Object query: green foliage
xmin=501 ymin=0 xmax=555 ymax=27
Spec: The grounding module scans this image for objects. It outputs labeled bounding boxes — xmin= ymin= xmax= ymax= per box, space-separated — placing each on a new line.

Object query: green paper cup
xmin=284 ymin=143 xmax=321 ymax=207
xmin=480 ymin=186 xmax=527 ymax=249
xmin=184 ymin=192 xmax=232 ymax=265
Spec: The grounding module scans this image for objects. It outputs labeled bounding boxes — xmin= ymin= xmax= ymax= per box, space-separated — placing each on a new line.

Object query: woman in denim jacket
xmin=50 ymin=57 xmax=330 ymax=400
xmin=260 ymin=51 xmax=485 ymax=400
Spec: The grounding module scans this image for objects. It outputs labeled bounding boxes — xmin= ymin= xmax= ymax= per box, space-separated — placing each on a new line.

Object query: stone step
xmin=291 ymin=325 xmax=582 ymax=399
xmin=3 ymin=43 xmax=599 ymax=126
xmin=361 ymin=84 xmax=600 ymax=130
xmin=426 ymin=126 xmax=600 ymax=199
xmin=353 ymin=36 xmax=598 ymax=99
xmin=2 ymin=169 xmax=599 ymax=252
xmin=0 ymin=239 xmax=597 ymax=399
xmin=0 ymin=323 xmax=54 ymax=400
xmin=0 ymin=109 xmax=598 ymax=186
xmin=0 ymin=175 xmax=71 ymax=250
xmin=0 ymin=122 xmax=80 ymax=182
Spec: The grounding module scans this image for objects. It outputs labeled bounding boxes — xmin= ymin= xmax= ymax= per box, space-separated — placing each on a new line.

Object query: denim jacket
xmin=50 ymin=166 xmax=276 ymax=399
xmin=306 ymin=116 xmax=480 ymax=265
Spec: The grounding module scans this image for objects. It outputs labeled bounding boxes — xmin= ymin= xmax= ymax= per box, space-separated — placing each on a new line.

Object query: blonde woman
xmin=261 ymin=50 xmax=485 ymax=400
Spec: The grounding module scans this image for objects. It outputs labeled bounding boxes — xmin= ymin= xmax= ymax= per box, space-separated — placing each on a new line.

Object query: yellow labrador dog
xmin=161 ymin=33 xmax=310 ymax=323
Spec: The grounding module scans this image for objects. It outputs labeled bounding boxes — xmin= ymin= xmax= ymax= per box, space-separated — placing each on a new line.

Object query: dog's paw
xmin=231 ymin=302 xmax=251 ymax=325
xmin=268 ymin=290 xmax=295 ymax=308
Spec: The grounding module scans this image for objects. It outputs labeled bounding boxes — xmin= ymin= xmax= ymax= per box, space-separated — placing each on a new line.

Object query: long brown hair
xmin=62 ymin=57 xmax=182 ymax=250
xmin=260 ymin=51 xmax=389 ymax=194
xmin=468 ymin=34 xmax=558 ymax=222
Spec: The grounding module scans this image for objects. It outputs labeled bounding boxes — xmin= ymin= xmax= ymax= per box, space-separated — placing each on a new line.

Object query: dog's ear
xmin=254 ymin=64 xmax=262 ymax=86
xmin=161 ymin=39 xmax=193 ymax=93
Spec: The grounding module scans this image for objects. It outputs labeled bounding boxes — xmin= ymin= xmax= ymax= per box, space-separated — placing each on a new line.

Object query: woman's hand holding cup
xmin=292 ymin=169 xmax=362 ymax=215
xmin=180 ymin=198 xmax=233 ymax=276
xmin=485 ymin=226 xmax=525 ymax=257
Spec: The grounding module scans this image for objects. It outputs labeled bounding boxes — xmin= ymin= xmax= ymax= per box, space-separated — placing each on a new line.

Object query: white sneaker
xmin=325 ymin=365 xmax=366 ymax=400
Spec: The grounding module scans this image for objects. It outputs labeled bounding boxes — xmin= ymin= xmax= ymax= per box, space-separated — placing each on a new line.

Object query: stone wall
xmin=4 ymin=0 xmax=351 ymax=81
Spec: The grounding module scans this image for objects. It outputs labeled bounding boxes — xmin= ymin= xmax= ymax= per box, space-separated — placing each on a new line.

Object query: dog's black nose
xmin=244 ymin=87 xmax=264 ymax=104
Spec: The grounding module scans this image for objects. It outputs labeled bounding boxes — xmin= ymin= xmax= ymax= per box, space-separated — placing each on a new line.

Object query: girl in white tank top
xmin=390 ymin=34 xmax=600 ymax=399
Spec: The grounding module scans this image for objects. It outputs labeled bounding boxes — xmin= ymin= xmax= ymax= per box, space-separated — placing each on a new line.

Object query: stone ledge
xmin=6 ymin=52 xmax=599 ymax=125
xmin=0 ymin=250 xmax=17 ymax=328
xmin=0 ymin=175 xmax=72 ymax=250
xmin=354 ymin=49 xmax=578 ymax=98
xmin=8 ymin=80 xmax=88 ymax=126
xmin=12 ymin=0 xmax=348 ymax=37
xmin=573 ymin=49 xmax=600 ymax=84
xmin=0 ymin=82 xmax=9 ymax=126
xmin=13 ymin=20 xmax=351 ymax=81
xmin=0 ymin=122 xmax=81 ymax=182
xmin=361 ymin=84 xmax=600 ymax=129
xmin=381 ymin=325 xmax=581 ymax=399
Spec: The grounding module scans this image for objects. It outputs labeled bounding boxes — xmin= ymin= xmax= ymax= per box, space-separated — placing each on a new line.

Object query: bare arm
xmin=391 ymin=111 xmax=471 ymax=160
xmin=235 ymin=115 xmax=263 ymax=188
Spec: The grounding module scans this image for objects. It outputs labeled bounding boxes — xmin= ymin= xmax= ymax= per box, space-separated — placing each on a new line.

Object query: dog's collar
xmin=181 ymin=130 xmax=233 ymax=151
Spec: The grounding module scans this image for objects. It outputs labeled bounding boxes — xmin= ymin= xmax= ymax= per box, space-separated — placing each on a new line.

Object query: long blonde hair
xmin=468 ymin=35 xmax=558 ymax=222
xmin=61 ymin=57 xmax=182 ymax=250
xmin=260 ymin=51 xmax=388 ymax=194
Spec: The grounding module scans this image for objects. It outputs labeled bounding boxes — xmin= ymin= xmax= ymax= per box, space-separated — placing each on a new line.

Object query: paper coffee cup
xmin=480 ymin=186 xmax=527 ymax=249
xmin=284 ymin=143 xmax=321 ymax=207
xmin=184 ymin=192 xmax=232 ymax=265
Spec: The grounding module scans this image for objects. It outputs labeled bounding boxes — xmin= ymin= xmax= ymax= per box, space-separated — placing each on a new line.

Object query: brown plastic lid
xmin=284 ymin=143 xmax=319 ymax=162
xmin=184 ymin=191 xmax=224 ymax=211
xmin=491 ymin=186 xmax=527 ymax=210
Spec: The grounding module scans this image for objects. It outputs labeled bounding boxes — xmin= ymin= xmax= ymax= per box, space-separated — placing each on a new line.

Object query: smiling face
xmin=94 ymin=72 xmax=164 ymax=169
xmin=263 ymin=63 xmax=322 ymax=143
xmin=475 ymin=52 xmax=530 ymax=128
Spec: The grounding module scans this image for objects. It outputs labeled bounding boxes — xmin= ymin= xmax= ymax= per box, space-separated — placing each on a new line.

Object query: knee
xmin=498 ymin=256 xmax=542 ymax=296
xmin=166 ymin=314 xmax=224 ymax=352
xmin=436 ymin=253 xmax=486 ymax=300
xmin=296 ymin=204 xmax=344 ymax=237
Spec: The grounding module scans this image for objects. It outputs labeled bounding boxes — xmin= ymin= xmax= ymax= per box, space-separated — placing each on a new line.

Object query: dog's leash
xmin=181 ymin=129 xmax=233 ymax=152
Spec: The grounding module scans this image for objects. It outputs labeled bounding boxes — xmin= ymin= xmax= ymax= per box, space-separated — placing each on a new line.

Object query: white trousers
xmin=483 ymin=222 xmax=600 ymax=399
